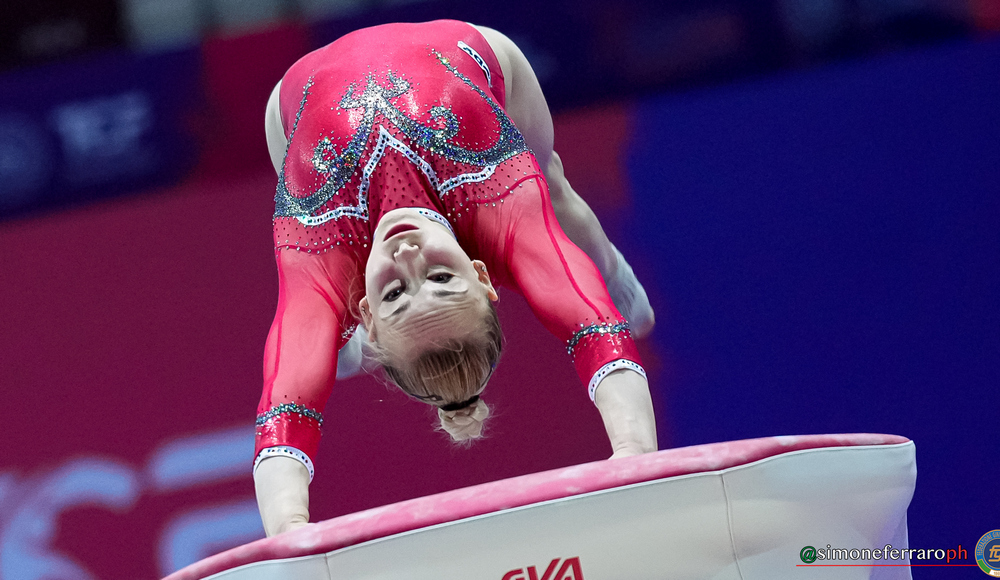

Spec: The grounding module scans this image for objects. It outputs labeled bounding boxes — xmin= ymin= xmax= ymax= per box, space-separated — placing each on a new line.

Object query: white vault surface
xmin=202 ymin=441 xmax=915 ymax=580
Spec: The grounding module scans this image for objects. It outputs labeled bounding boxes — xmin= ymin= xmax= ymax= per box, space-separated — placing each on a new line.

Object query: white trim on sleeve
xmin=253 ymin=445 xmax=315 ymax=483
xmin=589 ymin=359 xmax=647 ymax=403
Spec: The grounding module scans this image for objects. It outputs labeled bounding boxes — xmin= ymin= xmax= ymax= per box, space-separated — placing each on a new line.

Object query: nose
xmin=393 ymin=241 xmax=419 ymax=260
xmin=392 ymin=242 xmax=423 ymax=277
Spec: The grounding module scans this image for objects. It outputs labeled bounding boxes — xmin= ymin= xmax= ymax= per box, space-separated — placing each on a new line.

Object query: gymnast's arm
xmin=253 ymin=247 xmax=355 ymax=536
xmin=473 ymin=26 xmax=655 ymax=456
xmin=256 ymin=79 xmax=311 ymax=537
xmin=481 ymin=184 xmax=657 ymax=458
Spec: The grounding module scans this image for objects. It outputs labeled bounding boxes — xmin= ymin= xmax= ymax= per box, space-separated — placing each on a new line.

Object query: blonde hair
xmin=374 ymin=303 xmax=502 ymax=442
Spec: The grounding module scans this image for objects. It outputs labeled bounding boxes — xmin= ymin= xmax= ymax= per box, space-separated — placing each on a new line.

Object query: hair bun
xmin=438 ymin=398 xmax=490 ymax=441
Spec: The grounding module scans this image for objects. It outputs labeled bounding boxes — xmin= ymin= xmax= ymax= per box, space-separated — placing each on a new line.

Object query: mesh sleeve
xmin=255 ymin=246 xmax=359 ymax=468
xmin=464 ymin=169 xmax=642 ymax=392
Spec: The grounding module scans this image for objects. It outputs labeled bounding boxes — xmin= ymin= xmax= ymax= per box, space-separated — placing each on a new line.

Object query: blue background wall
xmin=626 ymin=38 xmax=999 ymax=574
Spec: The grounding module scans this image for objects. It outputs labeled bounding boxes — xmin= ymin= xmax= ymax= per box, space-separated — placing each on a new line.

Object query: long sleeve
xmin=460 ymin=159 xmax=644 ymax=400
xmin=254 ymin=245 xmax=360 ymax=476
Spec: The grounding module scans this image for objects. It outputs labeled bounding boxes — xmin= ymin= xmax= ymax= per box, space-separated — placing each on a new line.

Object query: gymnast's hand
xmin=254 ymin=455 xmax=311 ymax=537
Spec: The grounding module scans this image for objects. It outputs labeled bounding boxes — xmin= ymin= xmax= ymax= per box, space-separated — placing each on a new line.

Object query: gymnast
xmin=254 ymin=20 xmax=657 ymax=537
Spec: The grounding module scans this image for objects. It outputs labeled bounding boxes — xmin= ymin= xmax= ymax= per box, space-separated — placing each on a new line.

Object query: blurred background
xmin=0 ymin=0 xmax=997 ymax=578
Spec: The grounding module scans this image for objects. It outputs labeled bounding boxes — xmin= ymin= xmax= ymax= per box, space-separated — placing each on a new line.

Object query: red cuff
xmin=569 ymin=321 xmax=642 ymax=388
xmin=254 ymin=404 xmax=323 ymax=463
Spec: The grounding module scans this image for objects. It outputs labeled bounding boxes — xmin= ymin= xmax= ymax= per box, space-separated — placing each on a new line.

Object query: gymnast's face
xmin=360 ymin=209 xmax=498 ymax=360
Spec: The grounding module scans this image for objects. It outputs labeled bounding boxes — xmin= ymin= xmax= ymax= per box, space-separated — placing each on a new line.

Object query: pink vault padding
xmin=165 ymin=433 xmax=909 ymax=580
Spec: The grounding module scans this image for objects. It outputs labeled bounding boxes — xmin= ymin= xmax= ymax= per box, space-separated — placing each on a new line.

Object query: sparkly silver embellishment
xmin=441 ymin=164 xmax=497 ymax=192
xmin=457 ymin=40 xmax=492 ymax=87
xmin=567 ymin=321 xmax=631 ymax=357
xmin=274 ymin=50 xmax=527 ymax=223
xmin=340 ymin=322 xmax=358 ymax=342
xmin=256 ymin=403 xmax=324 ymax=426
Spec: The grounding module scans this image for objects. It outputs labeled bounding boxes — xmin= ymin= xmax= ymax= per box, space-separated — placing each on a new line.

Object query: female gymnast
xmin=254 ymin=20 xmax=657 ymax=537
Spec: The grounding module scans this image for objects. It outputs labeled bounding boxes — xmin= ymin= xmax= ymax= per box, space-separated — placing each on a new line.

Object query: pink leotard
xmin=256 ymin=20 xmax=643 ymax=474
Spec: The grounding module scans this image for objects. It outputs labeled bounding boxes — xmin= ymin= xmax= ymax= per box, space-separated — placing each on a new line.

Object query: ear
xmin=472 ymin=260 xmax=499 ymax=302
xmin=358 ymin=296 xmax=377 ymax=341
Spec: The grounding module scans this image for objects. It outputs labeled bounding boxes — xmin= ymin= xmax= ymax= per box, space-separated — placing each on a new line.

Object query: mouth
xmin=384 ymin=223 xmax=418 ymax=240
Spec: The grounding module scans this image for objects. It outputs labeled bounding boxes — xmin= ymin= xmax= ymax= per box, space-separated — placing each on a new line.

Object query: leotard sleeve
xmin=253 ymin=246 xmax=360 ymax=480
xmin=460 ymin=157 xmax=644 ymax=400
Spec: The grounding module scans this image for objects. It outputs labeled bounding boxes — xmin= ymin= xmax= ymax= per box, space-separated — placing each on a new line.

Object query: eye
xmin=429 ymin=273 xmax=454 ymax=283
xmin=384 ymin=283 xmax=405 ymax=301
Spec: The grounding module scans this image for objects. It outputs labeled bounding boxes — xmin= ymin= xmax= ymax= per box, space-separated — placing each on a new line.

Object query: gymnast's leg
xmin=474 ymin=25 xmax=655 ymax=337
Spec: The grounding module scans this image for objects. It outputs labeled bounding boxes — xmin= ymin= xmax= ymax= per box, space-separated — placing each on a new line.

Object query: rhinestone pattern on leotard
xmin=255 ymin=402 xmax=324 ymax=427
xmin=567 ymin=321 xmax=632 ymax=357
xmin=273 ymin=49 xmax=528 ymax=226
